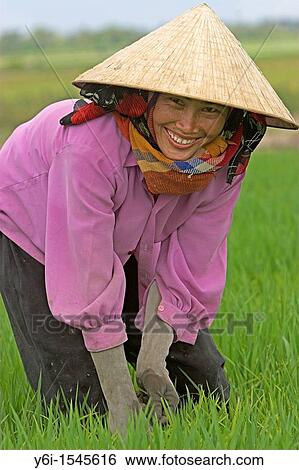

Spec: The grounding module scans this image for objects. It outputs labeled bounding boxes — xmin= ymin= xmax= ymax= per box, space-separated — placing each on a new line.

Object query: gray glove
xmin=91 ymin=344 xmax=141 ymax=436
xmin=136 ymin=281 xmax=179 ymax=423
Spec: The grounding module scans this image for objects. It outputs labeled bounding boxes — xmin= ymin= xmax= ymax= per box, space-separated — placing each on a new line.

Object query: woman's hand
xmin=137 ymin=367 xmax=179 ymax=425
xmin=106 ymin=384 xmax=141 ymax=436
xmin=91 ymin=345 xmax=141 ymax=436
xmin=136 ymin=281 xmax=179 ymax=424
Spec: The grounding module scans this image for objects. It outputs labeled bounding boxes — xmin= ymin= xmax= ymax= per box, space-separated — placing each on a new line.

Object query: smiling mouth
xmin=165 ymin=128 xmax=203 ymax=148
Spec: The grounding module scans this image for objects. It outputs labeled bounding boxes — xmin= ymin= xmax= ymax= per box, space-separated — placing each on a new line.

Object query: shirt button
xmin=158 ymin=304 xmax=165 ymax=312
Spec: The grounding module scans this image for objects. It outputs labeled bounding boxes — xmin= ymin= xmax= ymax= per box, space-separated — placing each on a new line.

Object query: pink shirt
xmin=0 ymin=99 xmax=245 ymax=351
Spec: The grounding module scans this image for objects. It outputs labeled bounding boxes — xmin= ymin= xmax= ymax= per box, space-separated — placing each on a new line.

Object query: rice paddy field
xmin=0 ymin=27 xmax=298 ymax=450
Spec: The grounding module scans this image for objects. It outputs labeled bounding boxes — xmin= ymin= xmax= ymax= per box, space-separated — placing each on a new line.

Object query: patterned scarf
xmin=60 ymin=85 xmax=266 ymax=195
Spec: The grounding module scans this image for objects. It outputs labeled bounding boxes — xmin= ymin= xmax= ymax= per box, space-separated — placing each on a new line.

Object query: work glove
xmin=91 ymin=344 xmax=141 ymax=436
xmin=136 ymin=281 xmax=179 ymax=424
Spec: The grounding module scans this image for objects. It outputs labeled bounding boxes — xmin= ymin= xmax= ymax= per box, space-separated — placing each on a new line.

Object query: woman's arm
xmin=149 ymin=172 xmax=246 ymax=346
xmin=133 ymin=172 xmax=246 ymax=420
xmin=45 ymin=143 xmax=127 ymax=350
xmin=136 ymin=281 xmax=179 ymax=423
xmin=45 ymin=142 xmax=140 ymax=434
xmin=91 ymin=346 xmax=140 ymax=436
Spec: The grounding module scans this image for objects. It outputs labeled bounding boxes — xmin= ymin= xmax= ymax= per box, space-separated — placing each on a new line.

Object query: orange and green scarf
xmin=60 ymin=85 xmax=266 ymax=195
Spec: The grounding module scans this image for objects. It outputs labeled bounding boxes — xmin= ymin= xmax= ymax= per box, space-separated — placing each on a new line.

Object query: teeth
xmin=166 ymin=129 xmax=196 ymax=145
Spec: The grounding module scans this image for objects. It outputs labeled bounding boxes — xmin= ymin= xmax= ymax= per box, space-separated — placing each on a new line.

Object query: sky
xmin=1 ymin=0 xmax=299 ymax=34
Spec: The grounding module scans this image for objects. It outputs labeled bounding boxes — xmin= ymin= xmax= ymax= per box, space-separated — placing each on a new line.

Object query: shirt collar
xmin=124 ymin=151 xmax=138 ymax=167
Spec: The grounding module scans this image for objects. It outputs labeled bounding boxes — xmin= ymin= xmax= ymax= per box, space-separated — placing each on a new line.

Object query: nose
xmin=176 ymin=107 xmax=202 ymax=135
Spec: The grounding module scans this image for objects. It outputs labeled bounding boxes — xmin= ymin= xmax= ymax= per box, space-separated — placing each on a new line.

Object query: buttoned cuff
xmin=82 ymin=320 xmax=128 ymax=352
xmin=135 ymin=297 xmax=211 ymax=346
xmin=156 ymin=300 xmax=202 ymax=344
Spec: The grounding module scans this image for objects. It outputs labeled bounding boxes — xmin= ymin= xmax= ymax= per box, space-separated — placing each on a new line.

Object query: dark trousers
xmin=0 ymin=231 xmax=229 ymax=413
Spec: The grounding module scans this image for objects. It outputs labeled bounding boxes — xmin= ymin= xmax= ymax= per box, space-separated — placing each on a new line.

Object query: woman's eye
xmin=170 ymin=98 xmax=185 ymax=106
xmin=202 ymin=107 xmax=220 ymax=113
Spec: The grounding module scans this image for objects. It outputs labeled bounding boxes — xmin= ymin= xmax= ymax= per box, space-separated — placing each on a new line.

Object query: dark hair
xmin=222 ymin=107 xmax=244 ymax=135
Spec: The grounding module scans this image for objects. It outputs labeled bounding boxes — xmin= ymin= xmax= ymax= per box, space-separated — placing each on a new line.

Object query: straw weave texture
xmin=73 ymin=4 xmax=298 ymax=130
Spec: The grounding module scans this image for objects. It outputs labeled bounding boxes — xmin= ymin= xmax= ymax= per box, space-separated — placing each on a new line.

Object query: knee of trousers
xmin=167 ymin=357 xmax=230 ymax=402
xmin=166 ymin=330 xmax=230 ymax=401
xmin=39 ymin=362 xmax=108 ymax=415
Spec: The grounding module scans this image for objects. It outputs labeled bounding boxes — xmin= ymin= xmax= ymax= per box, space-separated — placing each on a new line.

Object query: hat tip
xmin=193 ymin=3 xmax=215 ymax=15
xmin=198 ymin=3 xmax=212 ymax=9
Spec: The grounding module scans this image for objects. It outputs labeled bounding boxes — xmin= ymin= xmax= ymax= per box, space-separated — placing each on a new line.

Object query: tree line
xmin=1 ymin=22 xmax=298 ymax=56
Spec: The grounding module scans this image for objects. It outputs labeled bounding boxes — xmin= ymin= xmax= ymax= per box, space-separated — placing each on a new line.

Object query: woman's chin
xmin=162 ymin=143 xmax=207 ymax=161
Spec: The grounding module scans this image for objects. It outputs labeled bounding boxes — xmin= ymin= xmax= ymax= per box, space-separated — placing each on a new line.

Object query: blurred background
xmin=0 ymin=3 xmax=298 ymax=449
xmin=1 ymin=0 xmax=298 ymax=147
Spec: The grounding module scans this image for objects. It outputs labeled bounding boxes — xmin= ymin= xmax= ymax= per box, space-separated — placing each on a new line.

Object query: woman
xmin=0 ymin=4 xmax=297 ymax=436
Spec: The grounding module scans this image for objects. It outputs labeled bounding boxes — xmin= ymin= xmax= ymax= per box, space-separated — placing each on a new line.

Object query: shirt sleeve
xmin=45 ymin=143 xmax=127 ymax=352
xmin=152 ymin=172 xmax=246 ymax=345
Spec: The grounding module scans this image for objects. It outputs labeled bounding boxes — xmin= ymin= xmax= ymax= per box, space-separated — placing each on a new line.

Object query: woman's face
xmin=152 ymin=94 xmax=230 ymax=161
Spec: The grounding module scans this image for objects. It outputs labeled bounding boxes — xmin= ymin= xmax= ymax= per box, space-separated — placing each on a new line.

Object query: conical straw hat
xmin=73 ymin=3 xmax=298 ymax=130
